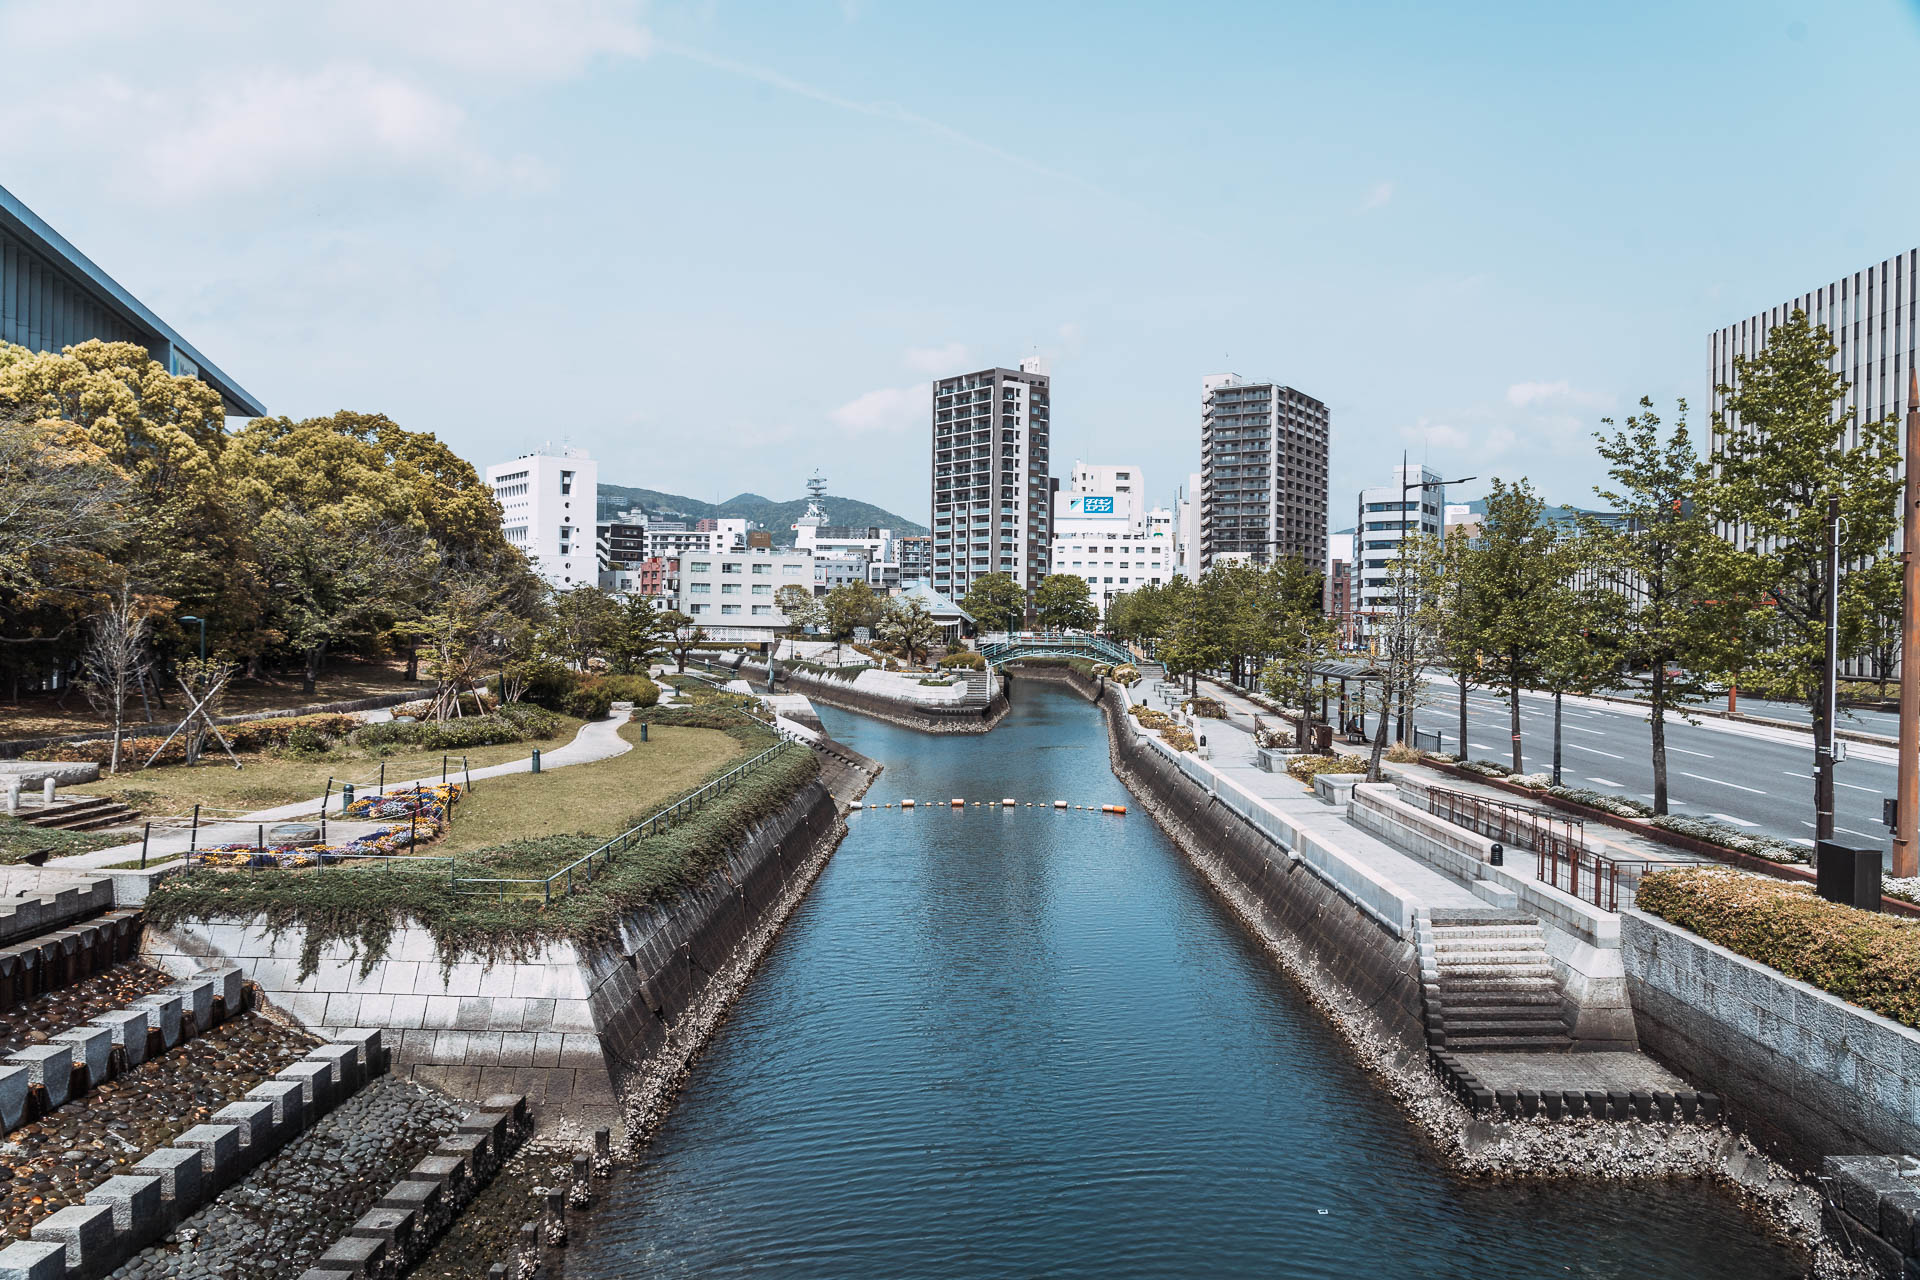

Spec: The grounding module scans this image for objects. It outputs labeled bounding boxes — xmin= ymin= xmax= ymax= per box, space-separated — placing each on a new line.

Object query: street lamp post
xmin=1394 ymin=460 xmax=1476 ymax=746
xmin=178 ymin=616 xmax=207 ymax=664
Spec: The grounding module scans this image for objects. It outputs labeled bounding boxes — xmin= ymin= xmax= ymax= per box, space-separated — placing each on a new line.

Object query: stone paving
xmin=0 ymin=1007 xmax=315 ymax=1243
xmin=107 ymin=1073 xmax=465 ymax=1279
xmin=1459 ymin=1050 xmax=1689 ymax=1093
xmin=0 ymin=961 xmax=174 ymax=1058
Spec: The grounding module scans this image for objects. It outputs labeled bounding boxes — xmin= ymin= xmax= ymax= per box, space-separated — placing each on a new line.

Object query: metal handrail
xmin=1426 ymin=785 xmax=1653 ymax=913
xmin=449 ymin=740 xmax=798 ymax=902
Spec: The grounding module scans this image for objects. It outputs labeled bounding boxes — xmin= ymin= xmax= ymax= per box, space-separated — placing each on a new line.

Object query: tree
xmin=611 ymin=595 xmax=669 ymax=674
xmin=1468 ymin=479 xmax=1565 ymax=773
xmin=1422 ymin=526 xmax=1481 ymax=760
xmin=771 ymin=583 xmax=817 ymax=656
xmin=1704 ymin=310 xmax=1902 ymax=838
xmin=0 ymin=407 xmax=127 ymax=606
xmin=821 ymin=581 xmax=880 ymax=660
xmin=1586 ymin=398 xmax=1739 ymax=813
xmin=81 ymin=585 xmax=151 ymax=774
xmin=541 ymin=586 xmax=624 ymax=671
xmin=877 ymin=596 xmax=941 ymax=667
xmin=1104 ymin=583 xmax=1168 ymax=648
xmin=1531 ymin=536 xmax=1619 ymax=787
xmin=661 ymin=610 xmax=707 ymax=673
xmin=1365 ymin=535 xmax=1440 ymax=780
xmin=1033 ymin=573 xmax=1097 ymax=633
xmin=1260 ymin=558 xmax=1338 ymax=744
xmin=961 ymin=573 xmax=1024 ymax=634
xmin=1155 ymin=576 xmax=1222 ymax=695
xmin=253 ymin=509 xmax=428 ymax=694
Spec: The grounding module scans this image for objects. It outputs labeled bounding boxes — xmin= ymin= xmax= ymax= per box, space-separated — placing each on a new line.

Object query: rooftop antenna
xmin=807 ymin=470 xmax=828 ymax=501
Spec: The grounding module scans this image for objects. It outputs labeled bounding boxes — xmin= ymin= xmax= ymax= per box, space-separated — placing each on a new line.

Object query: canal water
xmin=571 ymin=684 xmax=1801 ymax=1278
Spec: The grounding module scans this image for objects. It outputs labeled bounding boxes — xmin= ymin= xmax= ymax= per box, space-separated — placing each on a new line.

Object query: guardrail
xmin=450 ymin=740 xmax=799 ymax=901
xmin=1426 ymin=784 xmax=1653 ymax=912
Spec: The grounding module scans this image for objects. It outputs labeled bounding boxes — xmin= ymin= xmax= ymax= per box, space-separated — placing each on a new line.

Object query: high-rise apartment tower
xmin=1198 ymin=374 xmax=1329 ymax=570
xmin=930 ymin=358 xmax=1053 ymax=604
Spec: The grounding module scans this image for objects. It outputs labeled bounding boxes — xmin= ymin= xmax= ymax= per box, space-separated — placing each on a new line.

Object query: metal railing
xmin=1426 ymin=784 xmax=1650 ymax=913
xmin=1413 ymin=727 xmax=1445 ymax=754
xmin=449 ymin=740 xmax=798 ymax=902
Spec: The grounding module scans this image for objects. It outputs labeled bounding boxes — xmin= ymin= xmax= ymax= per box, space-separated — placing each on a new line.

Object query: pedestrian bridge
xmin=979 ymin=634 xmax=1137 ymax=668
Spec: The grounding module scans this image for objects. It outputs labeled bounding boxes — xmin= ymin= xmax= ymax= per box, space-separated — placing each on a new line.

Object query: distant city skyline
xmin=3 ymin=1 xmax=1917 ymax=525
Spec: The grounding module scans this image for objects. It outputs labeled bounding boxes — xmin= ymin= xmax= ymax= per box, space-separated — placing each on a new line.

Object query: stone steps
xmin=23 ymin=797 xmax=139 ymax=831
xmin=1417 ymin=910 xmax=1572 ymax=1053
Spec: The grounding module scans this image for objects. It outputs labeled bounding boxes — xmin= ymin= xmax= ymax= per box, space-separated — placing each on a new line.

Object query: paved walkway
xmin=1140 ymin=674 xmax=1482 ymax=912
xmin=51 ymin=713 xmax=639 ymax=869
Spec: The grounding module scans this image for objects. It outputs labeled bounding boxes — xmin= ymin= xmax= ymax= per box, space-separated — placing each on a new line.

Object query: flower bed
xmin=1285 ymin=753 xmax=1368 ymax=783
xmin=1646 ymin=813 xmax=1806 ymax=864
xmin=193 ymin=784 xmax=462 ymax=870
xmin=1129 ymin=704 xmax=1174 ymax=730
xmin=1161 ymin=727 xmax=1196 ymax=752
xmin=1638 ymin=867 xmax=1920 ymax=1030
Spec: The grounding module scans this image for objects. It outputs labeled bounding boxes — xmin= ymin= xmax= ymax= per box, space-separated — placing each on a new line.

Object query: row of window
xmin=685 ymin=604 xmax=775 ymax=616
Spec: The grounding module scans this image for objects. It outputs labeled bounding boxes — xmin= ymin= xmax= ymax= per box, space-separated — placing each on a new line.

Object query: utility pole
xmin=1895 ymin=367 xmax=1920 ymax=878
xmin=1816 ymin=495 xmax=1841 ymax=844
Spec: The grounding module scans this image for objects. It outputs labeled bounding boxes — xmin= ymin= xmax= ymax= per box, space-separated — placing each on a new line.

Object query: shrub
xmin=560 ymin=683 xmax=615 ymax=721
xmin=1456 ymin=758 xmax=1512 ymax=778
xmin=493 ymin=704 xmax=564 ymax=737
xmin=1638 ymin=868 xmax=1920 ymax=1030
xmin=938 ymin=651 xmax=986 ymax=670
xmin=280 ymin=725 xmax=333 ymax=757
xmin=594 ymin=674 xmax=660 ymax=707
xmin=1185 ymin=697 xmax=1226 ymax=718
xmin=1646 ymin=814 xmax=1807 ymax=864
xmin=519 ymin=659 xmax=583 ymax=712
xmin=1286 ymin=753 xmax=1368 ymax=783
xmin=1161 ymin=727 xmax=1196 ymax=752
xmin=351 ymin=710 xmax=561 ymax=753
xmin=918 ymin=677 xmax=956 ymax=687
xmin=1109 ymin=664 xmax=1141 ymax=686
xmin=25 ymin=712 xmax=359 ymax=767
xmin=1129 ymin=705 xmax=1173 ymax=730
xmin=1385 ymin=743 xmax=1422 ymax=764
xmin=1545 ymin=786 xmax=1654 ymax=818
xmin=1509 ymin=772 xmax=1551 ymax=790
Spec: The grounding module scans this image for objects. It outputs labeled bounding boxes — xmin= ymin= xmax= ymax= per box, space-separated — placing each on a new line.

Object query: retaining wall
xmin=1622 ymin=909 xmax=1920 ymax=1169
xmin=747 ymin=662 xmax=1008 ymax=734
xmin=145 ymin=749 xmax=874 ymax=1140
xmin=1094 ymin=684 xmax=1426 ymax=1051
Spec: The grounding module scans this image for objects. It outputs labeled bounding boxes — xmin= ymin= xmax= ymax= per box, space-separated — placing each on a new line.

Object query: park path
xmin=50 ymin=712 xmax=638 ymax=869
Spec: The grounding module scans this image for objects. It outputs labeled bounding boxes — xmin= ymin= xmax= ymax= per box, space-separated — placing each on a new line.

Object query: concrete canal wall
xmin=1623 ymin=909 xmax=1920 ymax=1169
xmin=743 ymin=660 xmax=1009 ymax=734
xmin=144 ymin=746 xmax=878 ymax=1141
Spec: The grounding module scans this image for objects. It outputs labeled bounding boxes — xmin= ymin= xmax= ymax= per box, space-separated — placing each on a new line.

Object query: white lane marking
xmin=1837 ymin=826 xmax=1879 ymax=840
xmin=1709 ymin=813 xmax=1759 ymax=827
xmin=1837 ymin=781 xmax=1879 ymax=794
xmin=1564 ymin=724 xmax=1607 ymax=735
xmin=1669 ymin=748 xmax=1713 ymax=758
xmin=1470 ymin=743 xmax=1495 ymax=752
xmin=1586 ymin=777 xmax=1622 ymax=787
xmin=1793 ymin=838 xmax=1815 ymax=847
xmin=1681 ymin=771 xmax=1766 ymax=794
xmin=1783 ymin=771 xmax=1812 ymax=779
xmin=1567 ymin=743 xmax=1624 ymax=758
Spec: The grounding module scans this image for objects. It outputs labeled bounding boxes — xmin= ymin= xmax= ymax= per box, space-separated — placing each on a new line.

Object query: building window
xmin=722 ymin=583 xmax=741 ymax=594
xmin=689 ymin=561 xmax=710 ymax=573
xmin=722 ymin=562 xmax=742 ymax=574
xmin=722 ymin=604 xmax=740 ymax=615
xmin=753 ymin=605 xmax=772 ymax=615
xmin=752 ymin=584 xmax=771 ymax=595
xmin=752 ymin=564 xmax=771 ymax=575
xmin=689 ymin=582 xmax=712 ymax=594
xmin=690 ymin=603 xmax=709 ymax=614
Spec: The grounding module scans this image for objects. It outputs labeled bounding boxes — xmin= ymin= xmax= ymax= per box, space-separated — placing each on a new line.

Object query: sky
xmin=3 ymin=0 xmax=1918 ymax=528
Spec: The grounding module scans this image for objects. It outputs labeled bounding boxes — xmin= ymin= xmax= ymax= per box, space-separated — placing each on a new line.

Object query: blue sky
xmin=2 ymin=0 xmax=1916 ymax=526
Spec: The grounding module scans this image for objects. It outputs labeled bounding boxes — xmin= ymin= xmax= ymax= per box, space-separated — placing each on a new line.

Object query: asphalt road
xmin=1411 ymin=681 xmax=1897 ymax=854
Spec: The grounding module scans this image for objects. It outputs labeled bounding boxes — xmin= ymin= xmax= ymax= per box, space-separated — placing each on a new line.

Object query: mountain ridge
xmin=597 ymin=483 xmax=927 ymax=545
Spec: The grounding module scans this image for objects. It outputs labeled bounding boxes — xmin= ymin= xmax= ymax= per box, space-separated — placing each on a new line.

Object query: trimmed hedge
xmin=938 ymin=651 xmax=985 ymax=671
xmin=1638 ymin=867 xmax=1920 ymax=1030
xmin=1286 ymin=753 xmax=1369 ymax=783
xmin=350 ymin=706 xmax=565 ymax=753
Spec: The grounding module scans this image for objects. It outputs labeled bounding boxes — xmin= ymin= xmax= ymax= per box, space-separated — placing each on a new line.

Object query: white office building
xmin=644 ymin=519 xmax=748 ymax=559
xmin=486 ymin=447 xmax=598 ymax=589
xmin=1062 ymin=461 xmax=1146 ymax=526
xmin=678 ymin=546 xmax=814 ymax=642
xmin=1050 ymin=490 xmax=1177 ymax=619
xmin=930 ymin=358 xmax=1053 ymax=604
xmin=1176 ymin=472 xmax=1203 ymax=581
xmin=1356 ymin=464 xmax=1444 ymax=635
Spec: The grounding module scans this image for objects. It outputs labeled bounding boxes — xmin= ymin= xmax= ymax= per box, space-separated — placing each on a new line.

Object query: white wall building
xmin=1176 ymin=472 xmax=1203 ymax=581
xmin=1050 ymin=491 xmax=1176 ymax=619
xmin=645 ymin=519 xmax=747 ymax=560
xmin=678 ymin=546 xmax=813 ymax=642
xmin=1063 ymin=461 xmax=1146 ymax=526
xmin=486 ymin=447 xmax=597 ymax=589
xmin=1356 ymin=464 xmax=1444 ymax=635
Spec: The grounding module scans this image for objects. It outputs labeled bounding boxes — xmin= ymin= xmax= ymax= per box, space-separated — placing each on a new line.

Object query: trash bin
xmin=1815 ymin=841 xmax=1883 ymax=912
xmin=1313 ymin=724 xmax=1333 ymax=753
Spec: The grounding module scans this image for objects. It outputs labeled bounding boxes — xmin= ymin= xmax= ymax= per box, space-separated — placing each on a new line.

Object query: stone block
xmin=84 ymin=1174 xmax=163 ymax=1238
xmin=29 ymin=1203 xmax=117 ymax=1274
xmin=436 ymin=1131 xmax=491 ymax=1176
xmin=330 ymin=1028 xmax=387 ymax=1079
xmin=136 ymin=993 xmax=183 ymax=1050
xmin=51 ymin=1025 xmax=112 ymax=1091
xmin=348 ymin=1206 xmax=415 ymax=1256
xmin=1879 ymin=1186 xmax=1920 ymax=1255
xmin=134 ymin=1148 xmax=204 ymax=1212
xmin=459 ymin=1109 xmax=510 ymax=1153
xmin=0 ymin=1065 xmax=28 ymax=1132
xmin=90 ymin=1009 xmax=151 ymax=1070
xmin=277 ymin=1058 xmax=336 ymax=1113
xmin=0 ymin=1240 xmax=67 ymax=1280
xmin=211 ymin=1101 xmax=276 ymax=1166
xmin=200 ymin=966 xmax=245 ymax=1020
xmin=7 ymin=1045 xmax=71 ymax=1111
xmin=404 ymin=1154 xmax=467 ymax=1188
xmin=173 ymin=1124 xmax=242 ymax=1189
xmin=175 ymin=977 xmax=215 ymax=1036
xmin=296 ymin=1273 xmax=355 ymax=1280
xmin=377 ymin=1176 xmax=442 ymax=1221
xmin=245 ymin=1079 xmax=309 ymax=1140
xmin=308 ymin=1043 xmax=365 ymax=1095
xmin=1830 ymin=1155 xmax=1906 ymax=1231
xmin=483 ymin=1094 xmax=531 ymax=1132
xmin=316 ymin=1233 xmax=387 ymax=1276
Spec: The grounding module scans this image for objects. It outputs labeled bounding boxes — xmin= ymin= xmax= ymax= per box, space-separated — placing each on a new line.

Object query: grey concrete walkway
xmin=51 ymin=712 xmax=639 ymax=869
xmin=1143 ymin=674 xmax=1482 ymax=912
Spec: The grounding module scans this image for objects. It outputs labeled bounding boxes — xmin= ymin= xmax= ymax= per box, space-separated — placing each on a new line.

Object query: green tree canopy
xmin=1034 ymin=573 xmax=1097 ymax=632
xmin=961 ymin=572 xmax=1024 ymax=633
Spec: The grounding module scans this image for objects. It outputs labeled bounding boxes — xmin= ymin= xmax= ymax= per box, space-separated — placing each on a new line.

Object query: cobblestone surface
xmin=109 ymin=1074 xmax=464 ymax=1280
xmin=0 ymin=1009 xmax=314 ymax=1242
xmin=0 ymin=961 xmax=175 ymax=1057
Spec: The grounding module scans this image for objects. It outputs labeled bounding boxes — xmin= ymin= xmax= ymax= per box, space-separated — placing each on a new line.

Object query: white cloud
xmin=1400 ymin=420 xmax=1468 ymax=450
xmin=1483 ymin=427 xmax=1518 ymax=456
xmin=905 ymin=343 xmax=971 ymax=375
xmin=1506 ymin=380 xmax=1608 ymax=409
xmin=337 ymin=0 xmax=652 ymax=78
xmin=830 ymin=384 xmax=927 ymax=435
xmin=1359 ymin=181 xmax=1394 ymax=212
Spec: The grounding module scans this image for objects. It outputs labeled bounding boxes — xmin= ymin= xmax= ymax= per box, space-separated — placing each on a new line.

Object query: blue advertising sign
xmin=1080 ymin=495 xmax=1114 ymax=514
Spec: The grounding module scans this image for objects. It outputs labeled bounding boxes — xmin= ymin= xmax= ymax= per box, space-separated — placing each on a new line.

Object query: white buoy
xmin=1054 ymin=800 xmax=1067 ymax=809
xmin=850 ymin=802 xmax=863 ymax=810
xmin=901 ymin=799 xmax=915 ymax=808
xmin=1001 ymin=798 xmax=1015 ymax=807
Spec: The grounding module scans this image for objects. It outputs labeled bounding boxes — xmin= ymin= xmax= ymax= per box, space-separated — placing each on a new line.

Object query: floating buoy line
xmin=849 ymin=799 xmax=1125 ymax=815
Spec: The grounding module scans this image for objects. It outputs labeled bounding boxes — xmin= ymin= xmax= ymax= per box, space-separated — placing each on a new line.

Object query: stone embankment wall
xmin=1083 ymin=678 xmax=1426 ymax=1050
xmin=145 ymin=747 xmax=878 ymax=1141
xmin=1623 ymin=910 xmax=1920 ymax=1169
xmin=743 ymin=660 xmax=1009 ymax=734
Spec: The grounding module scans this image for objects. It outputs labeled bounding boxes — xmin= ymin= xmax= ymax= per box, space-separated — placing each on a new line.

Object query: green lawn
xmin=0 ymin=817 xmax=128 ymax=864
xmin=69 ymin=715 xmax=586 ymax=818
xmin=436 ymin=722 xmax=747 ymax=859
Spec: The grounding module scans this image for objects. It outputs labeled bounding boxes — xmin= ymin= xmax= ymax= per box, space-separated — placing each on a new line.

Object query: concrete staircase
xmin=23 ymin=797 xmax=138 ymax=832
xmin=1417 ymin=909 xmax=1572 ymax=1052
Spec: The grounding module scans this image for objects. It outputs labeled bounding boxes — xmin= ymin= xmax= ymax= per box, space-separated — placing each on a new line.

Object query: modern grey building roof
xmin=0 ymin=182 xmax=265 ymax=417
